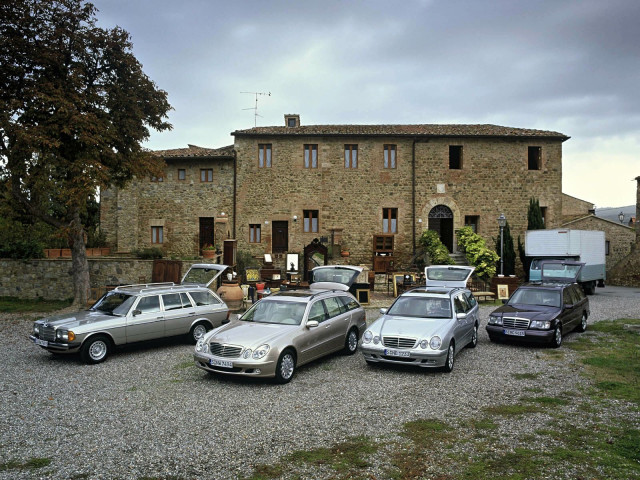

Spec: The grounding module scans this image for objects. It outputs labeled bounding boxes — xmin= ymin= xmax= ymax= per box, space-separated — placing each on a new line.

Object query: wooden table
xmin=473 ymin=291 xmax=496 ymax=302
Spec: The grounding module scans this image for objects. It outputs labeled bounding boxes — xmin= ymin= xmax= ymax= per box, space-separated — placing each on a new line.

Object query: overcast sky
xmin=92 ymin=0 xmax=639 ymax=208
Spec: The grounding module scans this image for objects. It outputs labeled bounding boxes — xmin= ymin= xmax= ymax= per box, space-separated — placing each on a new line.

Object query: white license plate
xmin=384 ymin=349 xmax=410 ymax=357
xmin=209 ymin=358 xmax=233 ymax=368
xmin=35 ymin=338 xmax=48 ymax=347
xmin=504 ymin=329 xmax=526 ymax=337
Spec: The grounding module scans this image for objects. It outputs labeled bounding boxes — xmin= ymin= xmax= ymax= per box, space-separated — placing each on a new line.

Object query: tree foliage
xmin=518 ymin=197 xmax=545 ymax=280
xmin=456 ymin=226 xmax=499 ymax=281
xmin=495 ymin=221 xmax=516 ymax=276
xmin=418 ymin=230 xmax=454 ymax=265
xmin=0 ymin=0 xmax=171 ymax=305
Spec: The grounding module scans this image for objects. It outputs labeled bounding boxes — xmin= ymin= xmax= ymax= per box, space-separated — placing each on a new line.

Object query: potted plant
xmin=202 ymin=244 xmax=217 ymax=259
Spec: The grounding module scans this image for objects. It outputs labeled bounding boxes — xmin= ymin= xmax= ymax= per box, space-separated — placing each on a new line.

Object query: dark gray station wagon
xmin=29 ymin=264 xmax=230 ymax=364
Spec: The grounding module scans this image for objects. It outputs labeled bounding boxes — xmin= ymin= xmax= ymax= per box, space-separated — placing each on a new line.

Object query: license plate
xmin=209 ymin=358 xmax=233 ymax=368
xmin=504 ymin=329 xmax=525 ymax=337
xmin=35 ymin=338 xmax=48 ymax=347
xmin=384 ymin=349 xmax=410 ymax=357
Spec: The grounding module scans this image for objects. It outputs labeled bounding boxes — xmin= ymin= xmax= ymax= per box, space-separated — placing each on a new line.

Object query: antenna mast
xmin=241 ymin=91 xmax=271 ymax=127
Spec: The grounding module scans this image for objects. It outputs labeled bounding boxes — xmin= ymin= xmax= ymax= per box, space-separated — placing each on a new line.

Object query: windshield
xmin=508 ymin=288 xmax=561 ymax=308
xmin=240 ymin=300 xmax=306 ymax=325
xmin=426 ymin=267 xmax=471 ymax=282
xmin=541 ymin=262 xmax=582 ymax=281
xmin=182 ymin=266 xmax=225 ymax=286
xmin=91 ymin=291 xmax=135 ymax=315
xmin=387 ymin=296 xmax=452 ymax=319
xmin=310 ymin=267 xmax=359 ymax=285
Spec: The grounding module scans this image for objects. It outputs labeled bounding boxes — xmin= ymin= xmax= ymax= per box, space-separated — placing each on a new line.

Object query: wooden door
xmin=199 ymin=217 xmax=215 ymax=249
xmin=272 ymin=221 xmax=288 ymax=253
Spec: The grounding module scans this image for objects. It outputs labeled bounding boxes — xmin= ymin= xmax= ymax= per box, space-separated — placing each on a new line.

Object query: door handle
xmin=156 ymin=316 xmax=163 ymax=320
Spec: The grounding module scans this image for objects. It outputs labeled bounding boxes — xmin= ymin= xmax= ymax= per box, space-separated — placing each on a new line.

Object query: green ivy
xmin=418 ymin=230 xmax=454 ymax=265
xmin=456 ymin=226 xmax=499 ymax=280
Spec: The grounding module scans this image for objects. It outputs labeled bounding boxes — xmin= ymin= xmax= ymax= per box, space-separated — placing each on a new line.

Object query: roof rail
xmin=114 ymin=282 xmax=176 ymax=291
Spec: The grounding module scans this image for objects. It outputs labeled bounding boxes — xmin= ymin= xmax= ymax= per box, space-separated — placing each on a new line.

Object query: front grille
xmin=40 ymin=325 xmax=56 ymax=342
xmin=382 ymin=355 xmax=416 ymax=362
xmin=382 ymin=337 xmax=416 ymax=349
xmin=209 ymin=342 xmax=242 ymax=358
xmin=503 ymin=317 xmax=530 ymax=329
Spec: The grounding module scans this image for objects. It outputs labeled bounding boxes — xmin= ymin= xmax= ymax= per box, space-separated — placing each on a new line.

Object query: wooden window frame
xmin=178 ymin=169 xmax=186 ymax=181
xmin=249 ymin=224 xmax=261 ymax=243
xmin=258 ymin=144 xmax=272 ymax=168
xmin=151 ymin=226 xmax=163 ymax=244
xmin=200 ymin=169 xmax=213 ymax=182
xmin=383 ymin=208 xmax=398 ymax=234
xmin=528 ymin=146 xmax=542 ymax=170
xmin=304 ymin=144 xmax=318 ymax=168
xmin=303 ymin=210 xmax=319 ymax=233
xmin=344 ymin=144 xmax=358 ymax=169
xmin=383 ymin=144 xmax=397 ymax=169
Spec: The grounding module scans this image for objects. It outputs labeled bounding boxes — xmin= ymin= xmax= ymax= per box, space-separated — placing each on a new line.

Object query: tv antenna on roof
xmin=241 ymin=91 xmax=271 ymax=127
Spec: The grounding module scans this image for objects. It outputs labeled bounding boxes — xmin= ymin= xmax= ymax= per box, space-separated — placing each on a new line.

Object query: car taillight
xmin=226 ymin=310 xmax=231 ymax=320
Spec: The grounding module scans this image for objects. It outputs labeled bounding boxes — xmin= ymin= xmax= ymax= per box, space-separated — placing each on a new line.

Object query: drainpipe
xmin=412 ymin=138 xmax=417 ymax=254
xmin=232 ymin=150 xmax=237 ymax=239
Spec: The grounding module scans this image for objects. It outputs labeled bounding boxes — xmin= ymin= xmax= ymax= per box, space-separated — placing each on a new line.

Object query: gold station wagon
xmin=29 ymin=264 xmax=230 ymax=364
xmin=194 ymin=265 xmax=367 ymax=383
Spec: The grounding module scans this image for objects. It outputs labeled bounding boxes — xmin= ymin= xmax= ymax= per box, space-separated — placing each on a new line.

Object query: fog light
xmin=254 ymin=369 xmax=261 ymax=374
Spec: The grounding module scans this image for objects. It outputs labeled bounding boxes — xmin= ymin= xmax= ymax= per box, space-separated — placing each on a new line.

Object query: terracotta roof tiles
xmin=153 ymin=144 xmax=235 ymax=159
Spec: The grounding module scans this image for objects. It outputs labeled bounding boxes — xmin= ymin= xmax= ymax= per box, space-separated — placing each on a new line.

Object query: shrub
xmin=418 ymin=230 xmax=454 ymax=265
xmin=495 ymin=221 xmax=516 ymax=275
xmin=132 ymin=247 xmax=163 ymax=259
xmin=456 ymin=226 xmax=499 ymax=280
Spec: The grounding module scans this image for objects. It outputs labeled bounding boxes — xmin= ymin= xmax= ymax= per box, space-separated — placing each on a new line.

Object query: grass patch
xmin=482 ymin=403 xmax=541 ymax=416
xmin=0 ymin=296 xmax=72 ymax=313
xmin=520 ymin=395 xmax=570 ymax=406
xmin=0 ymin=457 xmax=51 ymax=471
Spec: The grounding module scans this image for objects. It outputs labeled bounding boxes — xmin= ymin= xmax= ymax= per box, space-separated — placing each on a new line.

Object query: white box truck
xmin=525 ymin=229 xmax=606 ymax=294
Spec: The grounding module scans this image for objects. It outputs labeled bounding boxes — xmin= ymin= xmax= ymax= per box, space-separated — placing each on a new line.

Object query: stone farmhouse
xmin=100 ymin=114 xmax=604 ymax=276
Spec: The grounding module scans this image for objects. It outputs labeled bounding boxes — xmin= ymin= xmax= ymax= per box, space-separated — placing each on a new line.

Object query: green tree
xmin=518 ymin=197 xmax=545 ymax=280
xmin=0 ymin=0 xmax=171 ymax=306
xmin=495 ymin=221 xmax=516 ymax=276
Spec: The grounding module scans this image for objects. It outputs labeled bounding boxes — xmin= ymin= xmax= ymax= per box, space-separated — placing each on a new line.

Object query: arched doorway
xmin=428 ymin=205 xmax=454 ymax=252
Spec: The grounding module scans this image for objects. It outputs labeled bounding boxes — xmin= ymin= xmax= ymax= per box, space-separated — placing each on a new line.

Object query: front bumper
xmin=194 ymin=351 xmax=277 ymax=378
xmin=360 ymin=344 xmax=448 ymax=368
xmin=28 ymin=335 xmax=80 ymax=353
xmin=486 ymin=325 xmax=554 ymax=344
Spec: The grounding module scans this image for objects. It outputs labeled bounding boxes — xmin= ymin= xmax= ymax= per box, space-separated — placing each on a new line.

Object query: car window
xmin=180 ymin=292 xmax=193 ymax=308
xmin=464 ymin=292 xmax=477 ymax=309
xmin=388 ymin=296 xmax=451 ymax=319
xmin=454 ymin=295 xmax=468 ymax=314
xmin=573 ymin=284 xmax=586 ymax=302
xmin=189 ymin=290 xmax=220 ymax=306
xmin=92 ymin=291 xmax=134 ymax=315
xmin=562 ymin=288 xmax=573 ymax=306
xmin=162 ymin=293 xmax=183 ymax=311
xmin=136 ymin=295 xmax=161 ymax=313
xmin=339 ymin=296 xmax=360 ymax=311
xmin=308 ymin=301 xmax=328 ymax=323
xmin=323 ymin=297 xmax=344 ymax=319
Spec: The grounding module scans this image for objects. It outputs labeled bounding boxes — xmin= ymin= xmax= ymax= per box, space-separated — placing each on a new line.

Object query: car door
xmin=126 ymin=295 xmax=165 ymax=343
xmin=322 ymin=296 xmax=350 ymax=351
xmin=560 ymin=287 xmax=579 ymax=331
xmin=453 ymin=294 xmax=472 ymax=347
xmin=188 ymin=289 xmax=227 ymax=327
xmin=162 ymin=293 xmax=191 ymax=337
xmin=298 ymin=300 xmax=330 ymax=363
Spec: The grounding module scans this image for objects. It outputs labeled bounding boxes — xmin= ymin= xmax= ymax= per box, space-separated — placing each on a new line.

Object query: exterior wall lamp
xmin=293 ymin=215 xmax=298 ymax=222
xmin=619 ymin=211 xmax=625 ymax=223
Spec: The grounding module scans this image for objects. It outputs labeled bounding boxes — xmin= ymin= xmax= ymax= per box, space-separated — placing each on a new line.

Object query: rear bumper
xmin=485 ymin=325 xmax=554 ymax=344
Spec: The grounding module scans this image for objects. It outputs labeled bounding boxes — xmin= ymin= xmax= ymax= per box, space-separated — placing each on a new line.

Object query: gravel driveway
xmin=1 ymin=286 xmax=639 ymax=479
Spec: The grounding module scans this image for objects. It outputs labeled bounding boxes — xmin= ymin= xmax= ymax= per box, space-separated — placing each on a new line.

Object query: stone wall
xmin=234 ymin=135 xmax=565 ymax=269
xmin=100 ymin=157 xmax=235 ymax=257
xmin=0 ymin=258 xmax=202 ymax=300
xmin=561 ymin=193 xmax=594 ymax=221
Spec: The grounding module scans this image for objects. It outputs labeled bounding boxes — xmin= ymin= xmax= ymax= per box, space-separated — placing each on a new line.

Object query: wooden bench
xmin=473 ymin=291 xmax=496 ymax=302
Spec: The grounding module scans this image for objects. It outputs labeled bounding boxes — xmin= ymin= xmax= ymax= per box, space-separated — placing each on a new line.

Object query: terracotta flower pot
xmin=202 ymin=249 xmax=216 ymax=259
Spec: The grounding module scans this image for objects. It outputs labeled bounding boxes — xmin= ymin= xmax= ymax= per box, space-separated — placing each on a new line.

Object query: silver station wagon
xmin=360 ymin=266 xmax=479 ymax=372
xmin=29 ymin=264 xmax=229 ymax=364
xmin=195 ymin=266 xmax=367 ymax=383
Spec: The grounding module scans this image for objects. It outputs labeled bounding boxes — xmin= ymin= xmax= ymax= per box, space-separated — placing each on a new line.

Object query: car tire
xmin=551 ymin=323 xmax=563 ymax=348
xmin=575 ymin=313 xmax=587 ymax=333
xmin=343 ymin=328 xmax=359 ymax=355
xmin=80 ymin=335 xmax=110 ymax=364
xmin=467 ymin=323 xmax=478 ymax=349
xmin=274 ymin=349 xmax=296 ymax=384
xmin=442 ymin=342 xmax=455 ymax=373
xmin=188 ymin=322 xmax=210 ymax=344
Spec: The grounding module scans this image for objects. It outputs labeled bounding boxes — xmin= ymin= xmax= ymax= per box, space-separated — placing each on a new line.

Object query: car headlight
xmin=252 ymin=344 xmax=270 ymax=360
xmin=242 ymin=349 xmax=253 ymax=359
xmin=195 ymin=338 xmax=205 ymax=352
xmin=429 ymin=336 xmax=442 ymax=350
xmin=33 ymin=324 xmax=40 ymax=335
xmin=489 ymin=315 xmax=503 ymax=325
xmin=419 ymin=339 xmax=429 ymax=349
xmin=373 ymin=336 xmax=380 ymax=344
xmin=55 ymin=329 xmax=75 ymax=342
xmin=530 ymin=320 xmax=551 ymax=329
xmin=363 ymin=331 xmax=373 ymax=343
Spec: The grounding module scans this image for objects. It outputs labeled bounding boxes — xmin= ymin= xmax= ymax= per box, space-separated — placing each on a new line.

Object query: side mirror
xmin=456 ymin=312 xmax=467 ymax=320
xmin=306 ymin=320 xmax=319 ymax=329
xmin=379 ymin=308 xmax=388 ymax=314
xmin=564 ymin=304 xmax=573 ymax=309
xmin=133 ymin=309 xmax=141 ymax=316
